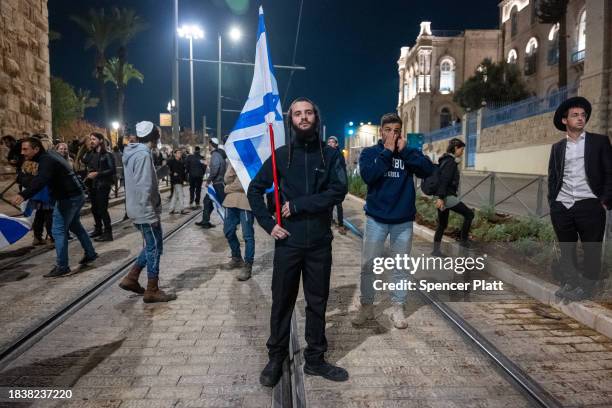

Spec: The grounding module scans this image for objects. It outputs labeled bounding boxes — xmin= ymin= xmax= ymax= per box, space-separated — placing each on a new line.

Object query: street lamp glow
xmin=111 ymin=121 xmax=120 ymax=131
xmin=348 ymin=129 xmax=354 ymax=135
xmin=348 ymin=121 xmax=354 ymax=126
xmin=229 ymin=26 xmax=242 ymax=42
xmin=177 ymin=24 xmax=204 ymax=40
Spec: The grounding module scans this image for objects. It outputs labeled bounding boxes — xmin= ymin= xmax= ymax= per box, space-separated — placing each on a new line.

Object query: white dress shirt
xmin=556 ymin=132 xmax=597 ymax=209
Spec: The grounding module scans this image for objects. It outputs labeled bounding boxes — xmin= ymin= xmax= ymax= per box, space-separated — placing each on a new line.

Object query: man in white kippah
xmin=118 ymin=121 xmax=177 ymax=303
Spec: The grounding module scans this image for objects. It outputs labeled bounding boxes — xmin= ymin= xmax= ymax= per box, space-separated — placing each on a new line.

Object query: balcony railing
xmin=482 ymin=85 xmax=578 ymax=129
xmin=571 ymin=49 xmax=585 ymax=64
xmin=423 ymin=123 xmax=462 ymax=144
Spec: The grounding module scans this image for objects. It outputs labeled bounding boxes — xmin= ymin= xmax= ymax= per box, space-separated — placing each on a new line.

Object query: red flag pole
xmin=268 ymin=123 xmax=282 ymax=226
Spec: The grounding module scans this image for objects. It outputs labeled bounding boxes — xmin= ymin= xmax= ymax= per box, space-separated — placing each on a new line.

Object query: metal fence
xmin=482 ymin=85 xmax=578 ymax=129
xmin=423 ymin=123 xmax=462 ymax=144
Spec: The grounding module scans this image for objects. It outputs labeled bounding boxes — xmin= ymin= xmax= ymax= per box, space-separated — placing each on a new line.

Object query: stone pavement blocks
xmin=130 ymin=375 xmax=181 ymax=387
xmin=115 ymin=400 xmax=177 ymax=408
xmin=174 ymin=397 xmax=243 ymax=408
xmin=145 ymin=385 xmax=202 ymax=400
xmin=96 ymin=386 xmax=150 ymax=400
xmin=159 ymin=365 xmax=208 ymax=377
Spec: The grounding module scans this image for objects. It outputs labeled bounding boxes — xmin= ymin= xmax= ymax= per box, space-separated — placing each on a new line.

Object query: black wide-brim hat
xmin=554 ymin=96 xmax=592 ymax=131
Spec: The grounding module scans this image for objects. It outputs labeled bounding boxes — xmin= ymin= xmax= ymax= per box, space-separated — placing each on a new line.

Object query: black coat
xmin=167 ymin=158 xmax=187 ymax=185
xmin=82 ymin=150 xmax=116 ymax=188
xmin=185 ymin=152 xmax=206 ymax=178
xmin=20 ymin=150 xmax=84 ymax=201
xmin=547 ymin=132 xmax=612 ymax=207
xmin=435 ymin=154 xmax=460 ymax=199
xmin=248 ymin=140 xmax=348 ymax=248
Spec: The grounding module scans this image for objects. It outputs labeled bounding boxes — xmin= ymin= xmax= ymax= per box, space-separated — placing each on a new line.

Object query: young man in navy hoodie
xmin=352 ymin=113 xmax=435 ymax=329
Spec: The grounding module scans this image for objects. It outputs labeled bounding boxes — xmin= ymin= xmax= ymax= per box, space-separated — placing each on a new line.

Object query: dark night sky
xmin=48 ymin=0 xmax=499 ymax=140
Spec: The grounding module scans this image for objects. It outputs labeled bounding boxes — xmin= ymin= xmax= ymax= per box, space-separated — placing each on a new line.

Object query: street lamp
xmin=111 ymin=121 xmax=120 ymax=131
xmin=178 ymin=24 xmax=204 ymax=134
xmin=217 ymin=26 xmax=242 ymax=141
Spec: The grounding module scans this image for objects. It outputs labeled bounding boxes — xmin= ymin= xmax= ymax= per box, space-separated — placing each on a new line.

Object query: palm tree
xmin=538 ymin=0 xmax=570 ymax=88
xmin=71 ymin=8 xmax=119 ymax=125
xmin=103 ymin=58 xmax=144 ymax=124
xmin=112 ymin=8 xmax=148 ymax=111
xmin=75 ymin=88 xmax=100 ymax=118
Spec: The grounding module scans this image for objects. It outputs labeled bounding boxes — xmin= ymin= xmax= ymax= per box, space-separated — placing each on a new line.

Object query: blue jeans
xmin=52 ymin=194 xmax=96 ymax=269
xmin=134 ymin=223 xmax=164 ymax=279
xmin=223 ymin=208 xmax=255 ymax=263
xmin=360 ymin=216 xmax=413 ymax=305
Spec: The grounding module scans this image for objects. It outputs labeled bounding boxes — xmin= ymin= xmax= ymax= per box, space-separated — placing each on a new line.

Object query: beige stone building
xmin=397 ymin=22 xmax=500 ymax=135
xmin=345 ymin=123 xmax=380 ymax=171
xmin=0 ymin=0 xmax=51 ymax=138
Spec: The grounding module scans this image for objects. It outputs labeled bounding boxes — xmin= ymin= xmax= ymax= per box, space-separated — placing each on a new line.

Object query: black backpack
xmin=420 ymin=158 xmax=452 ymax=196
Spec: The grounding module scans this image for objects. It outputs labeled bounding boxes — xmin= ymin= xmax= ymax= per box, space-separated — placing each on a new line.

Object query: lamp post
xmin=178 ymin=24 xmax=204 ymax=134
xmin=217 ymin=26 xmax=242 ymax=142
xmin=111 ymin=121 xmax=120 ymax=148
xmin=172 ymin=0 xmax=179 ymax=147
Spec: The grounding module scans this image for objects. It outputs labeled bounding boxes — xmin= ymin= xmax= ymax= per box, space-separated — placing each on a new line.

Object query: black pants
xmin=434 ymin=201 xmax=474 ymax=242
xmin=90 ymin=184 xmax=112 ymax=230
xmin=201 ymin=183 xmax=225 ymax=223
xmin=33 ymin=208 xmax=53 ymax=240
xmin=550 ymin=199 xmax=606 ymax=280
xmin=267 ymin=243 xmax=332 ymax=365
xmin=336 ymin=203 xmax=344 ymax=226
xmin=189 ymin=176 xmax=203 ymax=205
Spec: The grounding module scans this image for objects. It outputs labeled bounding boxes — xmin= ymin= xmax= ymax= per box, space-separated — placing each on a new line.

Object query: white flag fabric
xmin=225 ymin=6 xmax=285 ymax=192
xmin=206 ymin=185 xmax=226 ymax=222
xmin=0 ymin=201 xmax=36 ymax=249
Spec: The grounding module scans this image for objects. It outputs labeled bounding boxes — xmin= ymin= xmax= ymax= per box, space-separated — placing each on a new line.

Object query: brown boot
xmin=118 ymin=264 xmax=145 ymax=294
xmin=143 ymin=278 xmax=177 ymax=303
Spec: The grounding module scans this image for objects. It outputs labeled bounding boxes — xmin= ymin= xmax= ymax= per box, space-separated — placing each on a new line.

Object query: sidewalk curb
xmin=345 ymin=193 xmax=612 ymax=339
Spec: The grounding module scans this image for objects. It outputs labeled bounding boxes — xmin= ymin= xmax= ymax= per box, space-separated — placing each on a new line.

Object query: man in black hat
xmin=248 ymin=97 xmax=349 ymax=387
xmin=548 ymin=96 xmax=612 ymax=301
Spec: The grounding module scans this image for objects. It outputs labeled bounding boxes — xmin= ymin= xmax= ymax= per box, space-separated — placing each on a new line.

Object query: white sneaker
xmin=351 ymin=304 xmax=374 ymax=326
xmin=391 ymin=304 xmax=408 ymax=329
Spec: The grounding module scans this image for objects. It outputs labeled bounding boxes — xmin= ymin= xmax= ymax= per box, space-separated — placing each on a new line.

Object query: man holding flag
xmin=226 ymin=7 xmax=349 ymax=387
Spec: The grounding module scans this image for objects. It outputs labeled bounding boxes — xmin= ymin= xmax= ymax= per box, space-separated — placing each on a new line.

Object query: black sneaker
xmin=564 ymin=284 xmax=594 ymax=302
xmin=44 ymin=266 xmax=71 ymax=278
xmin=555 ymin=282 xmax=574 ymax=298
xmin=259 ymin=359 xmax=284 ymax=387
xmin=303 ymin=361 xmax=349 ymax=382
xmin=200 ymin=222 xmax=215 ymax=229
xmin=79 ymin=252 xmax=99 ymax=265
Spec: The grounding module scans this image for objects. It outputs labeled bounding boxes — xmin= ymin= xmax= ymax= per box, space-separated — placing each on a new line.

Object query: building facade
xmin=397 ymin=22 xmax=500 ymax=135
xmin=0 ymin=0 xmax=51 ymax=138
xmin=344 ymin=123 xmax=380 ymax=172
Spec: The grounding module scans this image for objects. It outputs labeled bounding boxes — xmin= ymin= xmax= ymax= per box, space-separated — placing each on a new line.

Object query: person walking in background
xmin=548 ymin=97 xmax=612 ymax=301
xmin=56 ymin=143 xmax=74 ymax=169
xmin=222 ymin=163 xmax=255 ymax=281
xmin=326 ymin=136 xmax=348 ymax=235
xmin=197 ymin=138 xmax=227 ymax=229
xmin=167 ymin=149 xmax=189 ymax=215
xmin=118 ymin=121 xmax=176 ymax=303
xmin=83 ymin=133 xmax=116 ymax=242
xmin=12 ymin=137 xmax=98 ymax=277
xmin=185 ymin=146 xmax=206 ymax=209
xmin=432 ymin=138 xmax=474 ymax=257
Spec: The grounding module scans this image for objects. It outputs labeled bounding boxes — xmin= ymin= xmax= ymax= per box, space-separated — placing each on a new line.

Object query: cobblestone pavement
xmin=330 ymin=197 xmax=612 ymax=407
xmin=0 ymin=187 xmax=192 ymax=352
xmin=0 ymin=207 xmax=277 ymax=408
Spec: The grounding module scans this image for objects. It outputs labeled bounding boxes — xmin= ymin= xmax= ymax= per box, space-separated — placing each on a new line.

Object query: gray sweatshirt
xmin=123 ymin=143 xmax=162 ymax=224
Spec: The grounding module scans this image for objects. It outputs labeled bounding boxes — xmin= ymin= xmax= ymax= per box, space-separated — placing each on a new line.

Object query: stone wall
xmin=0 ymin=0 xmax=51 ymax=139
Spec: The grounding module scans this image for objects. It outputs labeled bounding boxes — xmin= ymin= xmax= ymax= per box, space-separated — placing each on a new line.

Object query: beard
xmin=292 ymin=121 xmax=317 ymax=143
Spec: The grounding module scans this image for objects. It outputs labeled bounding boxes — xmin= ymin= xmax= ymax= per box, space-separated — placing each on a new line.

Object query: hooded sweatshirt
xmin=359 ymin=140 xmax=435 ymax=224
xmin=122 ymin=143 xmax=161 ymax=224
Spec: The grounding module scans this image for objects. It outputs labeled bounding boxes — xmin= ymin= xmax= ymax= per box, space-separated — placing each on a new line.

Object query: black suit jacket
xmin=547 ymin=132 xmax=612 ymax=207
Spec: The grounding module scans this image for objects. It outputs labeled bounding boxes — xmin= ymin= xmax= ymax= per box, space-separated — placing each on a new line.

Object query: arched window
xmin=510 ymin=6 xmax=519 ymax=37
xmin=440 ymin=107 xmax=452 ymax=129
xmin=577 ymin=9 xmax=586 ymax=52
xmin=524 ymin=37 xmax=538 ymax=75
xmin=547 ymin=24 xmax=559 ymax=65
xmin=507 ymin=49 xmax=518 ymax=64
xmin=439 ymin=58 xmax=455 ymax=94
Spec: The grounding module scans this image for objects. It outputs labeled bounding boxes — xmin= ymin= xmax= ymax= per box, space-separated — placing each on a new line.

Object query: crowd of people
xmin=1 ymin=95 xmax=610 ymax=387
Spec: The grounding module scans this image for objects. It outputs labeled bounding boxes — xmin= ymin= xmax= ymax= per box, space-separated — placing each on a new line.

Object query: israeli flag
xmin=0 ymin=201 xmax=36 ymax=249
xmin=206 ymin=185 xmax=226 ymax=222
xmin=225 ymin=6 xmax=285 ymax=191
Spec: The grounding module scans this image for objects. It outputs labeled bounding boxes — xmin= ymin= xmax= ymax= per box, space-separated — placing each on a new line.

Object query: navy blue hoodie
xmin=359 ymin=141 xmax=435 ymax=224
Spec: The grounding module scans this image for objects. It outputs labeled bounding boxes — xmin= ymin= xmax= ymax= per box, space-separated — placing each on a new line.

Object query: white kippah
xmin=210 ymin=137 xmax=219 ymax=145
xmin=135 ymin=121 xmax=154 ymax=138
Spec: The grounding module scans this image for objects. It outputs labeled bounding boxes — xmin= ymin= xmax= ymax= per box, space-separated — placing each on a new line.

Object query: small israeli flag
xmin=225 ymin=6 xmax=285 ymax=192
xmin=206 ymin=184 xmax=226 ymax=222
xmin=0 ymin=201 xmax=36 ymax=249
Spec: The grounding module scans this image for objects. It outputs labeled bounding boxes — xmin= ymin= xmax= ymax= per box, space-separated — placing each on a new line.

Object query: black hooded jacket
xmin=20 ymin=150 xmax=84 ymax=201
xmin=247 ymin=138 xmax=348 ymax=248
xmin=435 ymin=153 xmax=460 ymax=199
